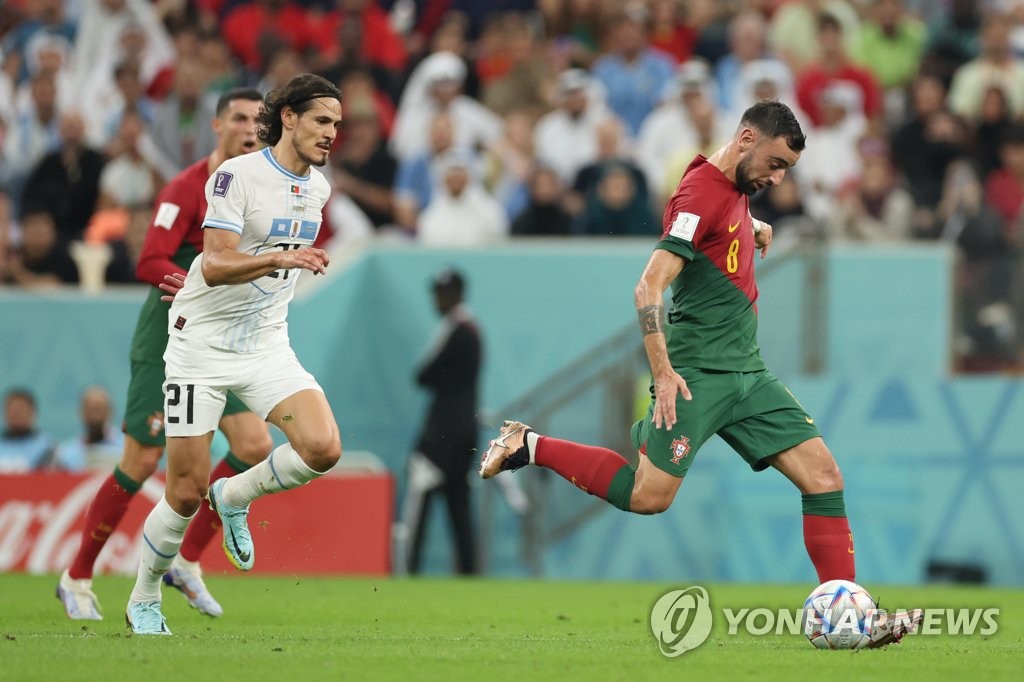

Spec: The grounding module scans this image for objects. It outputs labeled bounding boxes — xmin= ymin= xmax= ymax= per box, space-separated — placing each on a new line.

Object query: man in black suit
xmin=405 ymin=267 xmax=483 ymax=575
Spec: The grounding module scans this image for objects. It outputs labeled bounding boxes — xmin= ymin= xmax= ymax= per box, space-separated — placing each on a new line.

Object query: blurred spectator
xmin=768 ymin=0 xmax=861 ymax=73
xmin=590 ymin=3 xmax=675 ymax=136
xmin=338 ymin=68 xmax=396 ymax=139
xmin=55 ymin=386 xmax=124 ymax=471
xmin=830 ymin=136 xmax=914 ymax=242
xmin=533 ymin=68 xmax=611 ymax=185
xmin=510 ymin=164 xmax=573 ymax=236
xmin=221 ymin=0 xmax=312 ymax=73
xmin=852 ymin=0 xmax=927 ymax=92
xmin=314 ymin=0 xmax=407 ymax=97
xmin=334 ymin=95 xmax=397 ymax=229
xmin=923 ymin=0 xmax=983 ymax=82
xmin=891 ymin=73 xmax=965 ymax=237
xmin=196 ymin=34 xmax=242 ymax=96
xmin=750 ymin=173 xmax=817 ymax=241
xmin=149 ymin=58 xmax=212 ymax=175
xmin=391 ymin=50 xmax=502 ymax=162
xmin=984 ymin=123 xmax=1024 ymax=241
xmin=576 ymin=162 xmax=656 ymax=237
xmin=256 ymin=45 xmax=308 ymax=94
xmin=659 ymin=93 xmax=730 ymax=203
xmin=728 ymin=59 xmax=809 ymax=130
xmin=17 ymin=31 xmax=75 ymax=112
xmin=0 ymin=210 xmax=78 ymax=286
xmin=572 ymin=116 xmax=647 ymax=215
xmin=483 ymin=109 xmax=535 ymax=221
xmin=0 ymin=388 xmax=55 ymax=472
xmin=795 ymin=13 xmax=883 ymax=127
xmin=0 ymin=0 xmax=75 ymax=83
xmin=714 ymin=11 xmax=769 ymax=112
xmin=82 ymin=59 xmax=157 ymax=149
xmin=96 ymin=109 xmax=161 ymax=212
xmin=73 ymin=0 xmax=175 ymax=96
xmin=417 ymin=149 xmax=508 ymax=246
xmin=947 ymin=12 xmax=1024 ymax=121
xmin=648 ymin=0 xmax=697 ymax=64
xmin=480 ymin=13 xmax=549 ymax=117
xmin=797 ymin=82 xmax=868 ymax=223
xmin=540 ymin=0 xmax=606 ymax=69
xmin=21 ymin=110 xmax=105 ymax=242
xmin=0 ymin=48 xmax=17 ymax=126
xmin=636 ymin=60 xmax=724 ymax=197
xmin=2 ymin=71 xmax=60 ymax=209
xmin=972 ymin=85 xmax=1014 ymax=179
xmin=412 ymin=12 xmax=481 ymax=100
xmin=394 ymin=112 xmax=461 ymax=230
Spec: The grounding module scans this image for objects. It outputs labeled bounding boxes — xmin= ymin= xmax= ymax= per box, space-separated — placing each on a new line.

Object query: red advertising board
xmin=0 ymin=472 xmax=393 ymax=575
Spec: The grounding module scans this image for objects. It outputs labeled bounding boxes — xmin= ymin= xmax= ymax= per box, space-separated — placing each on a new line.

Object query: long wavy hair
xmin=255 ymin=74 xmax=342 ymax=146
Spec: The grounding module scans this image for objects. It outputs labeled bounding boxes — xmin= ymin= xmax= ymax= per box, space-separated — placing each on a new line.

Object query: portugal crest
xmin=670 ymin=437 xmax=691 ymax=465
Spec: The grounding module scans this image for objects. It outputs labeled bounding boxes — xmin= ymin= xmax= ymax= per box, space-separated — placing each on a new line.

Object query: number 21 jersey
xmin=167 ymin=147 xmax=331 ymax=353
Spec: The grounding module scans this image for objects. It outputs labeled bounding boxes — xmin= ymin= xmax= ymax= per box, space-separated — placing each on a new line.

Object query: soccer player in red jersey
xmin=480 ymin=100 xmax=920 ymax=647
xmin=57 ymin=89 xmax=272 ymax=621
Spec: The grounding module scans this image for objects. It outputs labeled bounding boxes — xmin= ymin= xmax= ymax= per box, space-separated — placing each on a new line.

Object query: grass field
xmin=1 ymin=574 xmax=1020 ymax=681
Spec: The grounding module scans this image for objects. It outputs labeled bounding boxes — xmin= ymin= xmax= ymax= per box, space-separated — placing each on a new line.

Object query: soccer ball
xmin=803 ymin=579 xmax=875 ymax=650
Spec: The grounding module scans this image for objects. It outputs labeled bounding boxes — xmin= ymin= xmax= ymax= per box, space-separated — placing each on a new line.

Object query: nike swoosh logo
xmin=728 ymin=222 xmax=740 ymax=232
xmin=805 ymin=417 xmax=815 ymax=424
xmin=228 ymin=526 xmax=251 ymax=563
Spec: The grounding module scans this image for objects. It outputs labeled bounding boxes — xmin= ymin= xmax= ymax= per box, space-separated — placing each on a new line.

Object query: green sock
xmin=801 ymin=490 xmax=846 ymax=517
xmin=606 ymin=466 xmax=635 ymax=512
xmin=113 ymin=466 xmax=142 ymax=494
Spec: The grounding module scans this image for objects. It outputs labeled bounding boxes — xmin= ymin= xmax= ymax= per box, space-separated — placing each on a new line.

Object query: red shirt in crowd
xmin=796 ymin=64 xmax=882 ymax=126
xmin=221 ymin=2 xmax=312 ymax=70
xmin=311 ymin=4 xmax=407 ymax=72
xmin=984 ymin=168 xmax=1024 ymax=238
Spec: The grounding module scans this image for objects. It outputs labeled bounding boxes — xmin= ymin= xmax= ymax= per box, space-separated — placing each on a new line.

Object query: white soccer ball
xmin=803 ymin=579 xmax=875 ymax=650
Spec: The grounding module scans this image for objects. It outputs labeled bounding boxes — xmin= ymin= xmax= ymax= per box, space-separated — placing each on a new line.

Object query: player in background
xmin=480 ymin=101 xmax=921 ymax=647
xmin=125 ymin=74 xmax=343 ymax=635
xmin=57 ymin=89 xmax=273 ymax=622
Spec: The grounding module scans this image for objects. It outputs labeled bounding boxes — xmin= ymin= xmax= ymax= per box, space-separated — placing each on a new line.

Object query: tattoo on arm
xmin=282 ymin=414 xmax=294 ymax=422
xmin=637 ymin=305 xmax=665 ymax=336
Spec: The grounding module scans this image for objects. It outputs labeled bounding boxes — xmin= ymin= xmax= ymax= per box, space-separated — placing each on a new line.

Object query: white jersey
xmin=167 ymin=147 xmax=331 ymax=352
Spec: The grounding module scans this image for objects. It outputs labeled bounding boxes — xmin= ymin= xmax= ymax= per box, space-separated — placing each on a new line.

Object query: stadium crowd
xmin=0 ymin=0 xmax=1022 ymax=374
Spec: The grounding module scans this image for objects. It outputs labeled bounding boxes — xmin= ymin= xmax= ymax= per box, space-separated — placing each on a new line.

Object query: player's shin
xmin=69 ymin=467 xmax=140 ymax=579
xmin=802 ymin=490 xmax=855 ymax=582
xmin=534 ymin=436 xmax=635 ymax=512
xmin=129 ymin=497 xmax=195 ymax=603
xmin=179 ymin=454 xmax=253 ymax=562
xmin=219 ymin=443 xmax=324 ymax=508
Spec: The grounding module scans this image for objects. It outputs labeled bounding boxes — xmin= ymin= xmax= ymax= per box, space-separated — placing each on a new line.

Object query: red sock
xmin=179 ymin=458 xmax=240 ymax=562
xmin=68 ymin=472 xmax=137 ymax=580
xmin=803 ymin=515 xmax=856 ymax=582
xmin=535 ymin=436 xmax=634 ymax=510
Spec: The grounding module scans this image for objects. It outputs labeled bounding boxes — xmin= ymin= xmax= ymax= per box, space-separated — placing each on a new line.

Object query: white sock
xmin=526 ymin=431 xmax=541 ymax=464
xmin=129 ymin=498 xmax=194 ymax=604
xmin=221 ymin=443 xmax=324 ymax=508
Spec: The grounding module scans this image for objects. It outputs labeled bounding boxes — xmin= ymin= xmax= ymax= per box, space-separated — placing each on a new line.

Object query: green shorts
xmin=630 ymin=368 xmax=820 ymax=478
xmin=123 ymin=361 xmax=250 ymax=446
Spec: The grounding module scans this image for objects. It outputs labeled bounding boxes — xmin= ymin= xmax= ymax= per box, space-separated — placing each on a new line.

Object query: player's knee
xmin=165 ymin=480 xmax=206 ymax=516
xmin=630 ymin=491 xmax=673 ymax=515
xmin=299 ymin=432 xmax=341 ymax=473
xmin=810 ymin=459 xmax=844 ymax=494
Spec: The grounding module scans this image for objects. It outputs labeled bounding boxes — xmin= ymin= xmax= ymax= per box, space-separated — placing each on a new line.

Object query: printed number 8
xmin=726 ymin=239 xmax=740 ymax=273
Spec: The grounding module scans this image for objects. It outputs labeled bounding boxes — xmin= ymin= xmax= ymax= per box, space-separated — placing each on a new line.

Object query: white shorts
xmin=163 ymin=337 xmax=323 ymax=437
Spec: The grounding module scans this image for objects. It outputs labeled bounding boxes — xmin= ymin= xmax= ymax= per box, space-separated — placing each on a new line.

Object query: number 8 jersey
xmin=167 ymin=148 xmax=331 ymax=353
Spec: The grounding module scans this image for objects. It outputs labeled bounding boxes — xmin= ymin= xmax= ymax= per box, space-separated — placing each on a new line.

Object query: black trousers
xmin=406 ymin=441 xmax=477 ymax=575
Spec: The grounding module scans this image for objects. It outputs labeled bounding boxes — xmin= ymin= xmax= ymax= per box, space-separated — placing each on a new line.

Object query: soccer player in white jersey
xmin=125 ymin=74 xmax=344 ymax=635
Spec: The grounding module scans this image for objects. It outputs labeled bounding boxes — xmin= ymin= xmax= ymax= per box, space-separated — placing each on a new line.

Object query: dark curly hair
xmin=740 ymin=100 xmax=806 ymax=152
xmin=255 ymin=74 xmax=342 ymax=146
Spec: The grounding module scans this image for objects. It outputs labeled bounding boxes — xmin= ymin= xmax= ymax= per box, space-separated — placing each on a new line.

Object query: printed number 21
xmin=268 ymin=243 xmax=302 ymax=279
xmin=166 ymin=383 xmax=194 ymax=424
xmin=726 ymin=238 xmax=740 ymax=273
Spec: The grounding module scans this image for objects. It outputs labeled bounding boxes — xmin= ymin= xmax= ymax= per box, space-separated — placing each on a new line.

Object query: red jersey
xmin=655 ymin=155 xmax=764 ymax=371
xmin=135 ymin=158 xmax=211 ymax=287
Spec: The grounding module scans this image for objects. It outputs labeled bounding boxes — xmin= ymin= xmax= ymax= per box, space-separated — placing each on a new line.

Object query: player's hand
xmin=652 ymin=370 xmax=692 ymax=430
xmin=754 ymin=220 xmax=773 ymax=259
xmin=159 ymin=273 xmax=186 ymax=302
xmin=277 ymin=247 xmax=330 ymax=275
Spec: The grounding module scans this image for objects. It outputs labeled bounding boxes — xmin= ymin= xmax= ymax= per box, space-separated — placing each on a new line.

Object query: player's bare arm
xmin=200 ymin=227 xmax=329 ymax=286
xmin=635 ymin=249 xmax=692 ymax=429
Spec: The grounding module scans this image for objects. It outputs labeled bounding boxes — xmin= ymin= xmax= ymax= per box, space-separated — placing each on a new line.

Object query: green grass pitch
xmin=1 ymin=575 xmax=1020 ymax=681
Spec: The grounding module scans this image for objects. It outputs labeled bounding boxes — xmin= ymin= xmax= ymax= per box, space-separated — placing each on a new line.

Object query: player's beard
xmin=734 ymin=154 xmax=760 ymax=196
xmin=294 ymin=136 xmax=329 ymax=168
